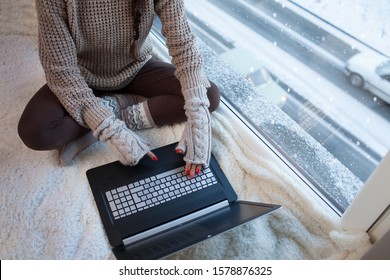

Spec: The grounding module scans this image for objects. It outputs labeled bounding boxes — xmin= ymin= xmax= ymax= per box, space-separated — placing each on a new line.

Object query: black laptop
xmin=86 ymin=142 xmax=280 ymax=259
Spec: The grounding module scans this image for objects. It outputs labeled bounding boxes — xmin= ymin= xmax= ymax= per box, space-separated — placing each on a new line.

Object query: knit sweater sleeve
xmin=155 ymin=0 xmax=211 ymax=91
xmin=35 ymin=0 xmax=112 ymax=130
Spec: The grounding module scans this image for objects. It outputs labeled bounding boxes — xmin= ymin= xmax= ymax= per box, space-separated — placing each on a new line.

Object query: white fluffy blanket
xmin=0 ymin=0 xmax=372 ymax=260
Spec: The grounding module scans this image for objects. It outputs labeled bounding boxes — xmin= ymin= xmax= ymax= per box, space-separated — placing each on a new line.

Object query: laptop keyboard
xmin=105 ymin=166 xmax=218 ymax=220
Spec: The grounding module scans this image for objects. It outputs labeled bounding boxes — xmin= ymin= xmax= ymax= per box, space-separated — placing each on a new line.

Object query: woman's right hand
xmin=93 ymin=116 xmax=155 ymax=166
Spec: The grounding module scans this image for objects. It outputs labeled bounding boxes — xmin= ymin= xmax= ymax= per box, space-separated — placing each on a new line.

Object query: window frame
xmin=340 ymin=151 xmax=390 ymax=242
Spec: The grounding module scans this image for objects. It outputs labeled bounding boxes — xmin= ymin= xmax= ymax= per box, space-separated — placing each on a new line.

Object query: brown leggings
xmin=18 ymin=59 xmax=220 ymax=150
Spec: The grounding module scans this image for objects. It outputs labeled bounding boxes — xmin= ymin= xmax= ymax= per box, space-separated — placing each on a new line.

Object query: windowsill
xmin=217 ymin=98 xmax=340 ymax=220
xmin=151 ymin=31 xmax=341 ymax=219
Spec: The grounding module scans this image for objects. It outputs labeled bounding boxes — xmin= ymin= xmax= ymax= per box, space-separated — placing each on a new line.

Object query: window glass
xmin=180 ymin=0 xmax=390 ymax=213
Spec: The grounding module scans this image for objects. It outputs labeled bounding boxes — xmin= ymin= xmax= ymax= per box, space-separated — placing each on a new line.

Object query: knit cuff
xmin=83 ymin=99 xmax=115 ymax=131
xmin=182 ymin=86 xmax=210 ymax=111
xmin=177 ymin=69 xmax=211 ymax=91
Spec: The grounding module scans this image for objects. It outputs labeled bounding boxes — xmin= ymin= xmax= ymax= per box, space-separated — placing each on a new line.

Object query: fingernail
xmin=175 ymin=149 xmax=182 ymax=153
xmin=190 ymin=171 xmax=195 ymax=177
xmin=153 ymin=156 xmax=158 ymax=161
xmin=196 ymin=168 xmax=201 ymax=174
xmin=186 ymin=169 xmax=190 ymax=175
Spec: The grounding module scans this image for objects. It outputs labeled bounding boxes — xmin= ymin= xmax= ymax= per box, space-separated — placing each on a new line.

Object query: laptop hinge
xmin=122 ymin=200 xmax=229 ymax=247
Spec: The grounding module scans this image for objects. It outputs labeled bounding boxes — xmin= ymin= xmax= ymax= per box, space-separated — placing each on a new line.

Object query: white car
xmin=345 ymin=52 xmax=390 ymax=104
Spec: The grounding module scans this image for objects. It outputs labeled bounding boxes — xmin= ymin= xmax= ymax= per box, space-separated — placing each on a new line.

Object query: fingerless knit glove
xmin=176 ymin=86 xmax=211 ymax=167
xmin=93 ymin=115 xmax=150 ymax=166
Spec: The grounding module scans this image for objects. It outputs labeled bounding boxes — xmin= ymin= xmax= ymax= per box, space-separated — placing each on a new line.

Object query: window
xmin=167 ymin=0 xmax=390 ymax=214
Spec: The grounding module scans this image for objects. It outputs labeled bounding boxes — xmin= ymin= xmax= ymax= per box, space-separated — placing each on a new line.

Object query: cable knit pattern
xmin=35 ymin=0 xmax=210 ymax=129
xmin=176 ymin=86 xmax=211 ymax=167
xmin=93 ymin=116 xmax=150 ymax=166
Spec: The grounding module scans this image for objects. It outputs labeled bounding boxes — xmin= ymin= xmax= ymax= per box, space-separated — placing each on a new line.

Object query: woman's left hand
xmin=176 ymin=147 xmax=204 ymax=177
xmin=176 ymin=86 xmax=212 ymax=176
xmin=185 ymin=162 xmax=203 ymax=178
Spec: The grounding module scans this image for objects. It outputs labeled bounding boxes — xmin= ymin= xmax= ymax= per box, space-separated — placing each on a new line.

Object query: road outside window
xmin=182 ymin=0 xmax=390 ymax=213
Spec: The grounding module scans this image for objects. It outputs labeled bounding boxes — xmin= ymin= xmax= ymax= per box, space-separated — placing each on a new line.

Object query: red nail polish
xmin=186 ymin=169 xmax=190 ymax=175
xmin=176 ymin=149 xmax=182 ymax=154
xmin=153 ymin=156 xmax=158 ymax=161
xmin=196 ymin=168 xmax=201 ymax=174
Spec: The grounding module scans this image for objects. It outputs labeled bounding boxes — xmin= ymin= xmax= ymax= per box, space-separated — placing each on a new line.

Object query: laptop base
xmin=112 ymin=201 xmax=280 ymax=260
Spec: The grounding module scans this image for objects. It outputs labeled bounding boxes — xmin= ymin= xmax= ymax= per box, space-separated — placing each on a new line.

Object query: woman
xmin=18 ymin=0 xmax=220 ymax=177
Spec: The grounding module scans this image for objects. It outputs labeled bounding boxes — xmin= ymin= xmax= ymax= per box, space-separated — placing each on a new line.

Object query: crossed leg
xmin=18 ymin=59 xmax=220 ymax=164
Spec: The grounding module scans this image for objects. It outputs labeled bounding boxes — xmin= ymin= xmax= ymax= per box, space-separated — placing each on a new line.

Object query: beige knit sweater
xmin=35 ymin=0 xmax=211 ymax=131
